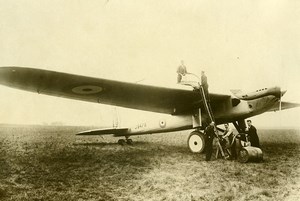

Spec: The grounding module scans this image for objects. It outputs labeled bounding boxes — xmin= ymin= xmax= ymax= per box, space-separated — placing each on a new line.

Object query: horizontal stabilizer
xmin=268 ymin=101 xmax=300 ymax=112
xmin=77 ymin=128 xmax=129 ymax=136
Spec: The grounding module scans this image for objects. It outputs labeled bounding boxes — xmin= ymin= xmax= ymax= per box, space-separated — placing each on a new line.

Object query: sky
xmin=0 ymin=0 xmax=300 ymax=128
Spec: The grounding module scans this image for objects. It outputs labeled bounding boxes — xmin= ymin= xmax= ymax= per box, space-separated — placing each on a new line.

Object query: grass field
xmin=0 ymin=125 xmax=299 ymax=201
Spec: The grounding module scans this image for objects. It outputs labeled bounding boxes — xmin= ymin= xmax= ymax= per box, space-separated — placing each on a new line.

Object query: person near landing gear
xmin=222 ymin=123 xmax=237 ymax=160
xmin=245 ymin=119 xmax=260 ymax=148
xmin=204 ymin=121 xmax=216 ymax=161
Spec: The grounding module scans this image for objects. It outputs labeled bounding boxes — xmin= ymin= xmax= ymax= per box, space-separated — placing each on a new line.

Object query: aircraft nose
xmin=281 ymin=89 xmax=287 ymax=97
xmin=272 ymin=86 xmax=287 ymax=98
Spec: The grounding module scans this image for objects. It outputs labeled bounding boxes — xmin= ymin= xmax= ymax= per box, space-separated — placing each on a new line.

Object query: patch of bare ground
xmin=0 ymin=126 xmax=299 ymax=200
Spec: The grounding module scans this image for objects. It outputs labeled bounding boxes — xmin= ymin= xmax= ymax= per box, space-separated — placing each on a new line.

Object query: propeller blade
xmin=279 ymin=89 xmax=286 ymax=111
xmin=279 ymin=96 xmax=282 ymax=111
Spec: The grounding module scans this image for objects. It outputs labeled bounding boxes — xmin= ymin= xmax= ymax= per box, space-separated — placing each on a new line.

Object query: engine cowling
xmin=231 ymin=86 xmax=285 ymax=100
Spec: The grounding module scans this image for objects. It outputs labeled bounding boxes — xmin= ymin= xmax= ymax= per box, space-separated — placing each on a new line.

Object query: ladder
xmin=198 ymin=85 xmax=226 ymax=159
xmin=178 ymin=74 xmax=214 ymax=122
xmin=198 ymin=85 xmax=214 ymax=122
xmin=180 ymin=74 xmax=226 ymax=159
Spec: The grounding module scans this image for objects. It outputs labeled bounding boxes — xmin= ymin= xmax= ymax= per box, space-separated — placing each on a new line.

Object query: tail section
xmin=76 ymin=128 xmax=129 ymax=136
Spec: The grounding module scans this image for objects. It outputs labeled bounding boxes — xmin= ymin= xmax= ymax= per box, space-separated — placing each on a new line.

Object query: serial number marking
xmin=135 ymin=123 xmax=147 ymax=130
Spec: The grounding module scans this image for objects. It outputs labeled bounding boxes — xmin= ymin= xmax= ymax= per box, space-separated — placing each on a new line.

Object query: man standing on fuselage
xmin=201 ymin=71 xmax=209 ymax=102
xmin=177 ymin=60 xmax=188 ymax=83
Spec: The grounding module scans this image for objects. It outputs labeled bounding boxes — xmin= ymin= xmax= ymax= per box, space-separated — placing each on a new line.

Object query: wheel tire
xmin=187 ymin=131 xmax=205 ymax=153
xmin=126 ymin=139 xmax=133 ymax=145
xmin=118 ymin=139 xmax=126 ymax=145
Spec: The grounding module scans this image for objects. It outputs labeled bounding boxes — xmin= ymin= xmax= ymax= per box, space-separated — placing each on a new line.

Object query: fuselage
xmin=119 ymin=87 xmax=281 ymax=136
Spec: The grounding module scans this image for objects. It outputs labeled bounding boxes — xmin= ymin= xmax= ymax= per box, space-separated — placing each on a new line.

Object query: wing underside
xmin=0 ymin=67 xmax=231 ymax=114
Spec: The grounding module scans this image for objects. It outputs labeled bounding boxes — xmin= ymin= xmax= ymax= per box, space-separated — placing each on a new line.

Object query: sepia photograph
xmin=0 ymin=1 xmax=300 ymax=200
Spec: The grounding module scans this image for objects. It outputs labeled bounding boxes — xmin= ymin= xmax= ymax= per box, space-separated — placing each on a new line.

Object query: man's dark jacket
xmin=247 ymin=125 xmax=260 ymax=148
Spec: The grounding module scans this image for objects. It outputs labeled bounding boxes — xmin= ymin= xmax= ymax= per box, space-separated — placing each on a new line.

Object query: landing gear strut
xmin=187 ymin=130 xmax=205 ymax=153
xmin=232 ymin=119 xmax=246 ymax=133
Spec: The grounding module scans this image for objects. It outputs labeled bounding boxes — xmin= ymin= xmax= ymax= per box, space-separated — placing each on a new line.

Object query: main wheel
xmin=187 ymin=131 xmax=205 ymax=153
xmin=118 ymin=139 xmax=126 ymax=145
xmin=126 ymin=139 xmax=133 ymax=145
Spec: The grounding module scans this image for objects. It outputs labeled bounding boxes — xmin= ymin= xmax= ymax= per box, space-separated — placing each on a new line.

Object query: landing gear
xmin=126 ymin=139 xmax=133 ymax=145
xmin=187 ymin=131 xmax=205 ymax=153
xmin=118 ymin=139 xmax=126 ymax=145
xmin=232 ymin=119 xmax=247 ymax=133
xmin=118 ymin=137 xmax=133 ymax=145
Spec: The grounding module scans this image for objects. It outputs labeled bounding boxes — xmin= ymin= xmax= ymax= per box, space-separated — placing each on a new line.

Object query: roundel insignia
xmin=159 ymin=119 xmax=166 ymax=128
xmin=72 ymin=85 xmax=103 ymax=95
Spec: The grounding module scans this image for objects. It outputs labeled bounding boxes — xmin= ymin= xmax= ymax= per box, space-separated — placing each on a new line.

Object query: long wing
xmin=267 ymin=101 xmax=300 ymax=112
xmin=0 ymin=67 xmax=230 ymax=114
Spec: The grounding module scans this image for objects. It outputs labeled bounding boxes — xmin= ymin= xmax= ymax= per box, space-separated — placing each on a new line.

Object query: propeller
xmin=279 ymin=89 xmax=287 ymax=111
xmin=279 ymin=94 xmax=282 ymax=111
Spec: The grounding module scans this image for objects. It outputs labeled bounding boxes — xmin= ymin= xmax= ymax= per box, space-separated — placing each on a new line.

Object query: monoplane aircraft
xmin=0 ymin=67 xmax=299 ymax=153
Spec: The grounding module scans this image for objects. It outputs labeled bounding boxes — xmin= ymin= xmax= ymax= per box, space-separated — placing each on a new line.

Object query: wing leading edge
xmin=0 ymin=67 xmax=230 ymax=114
